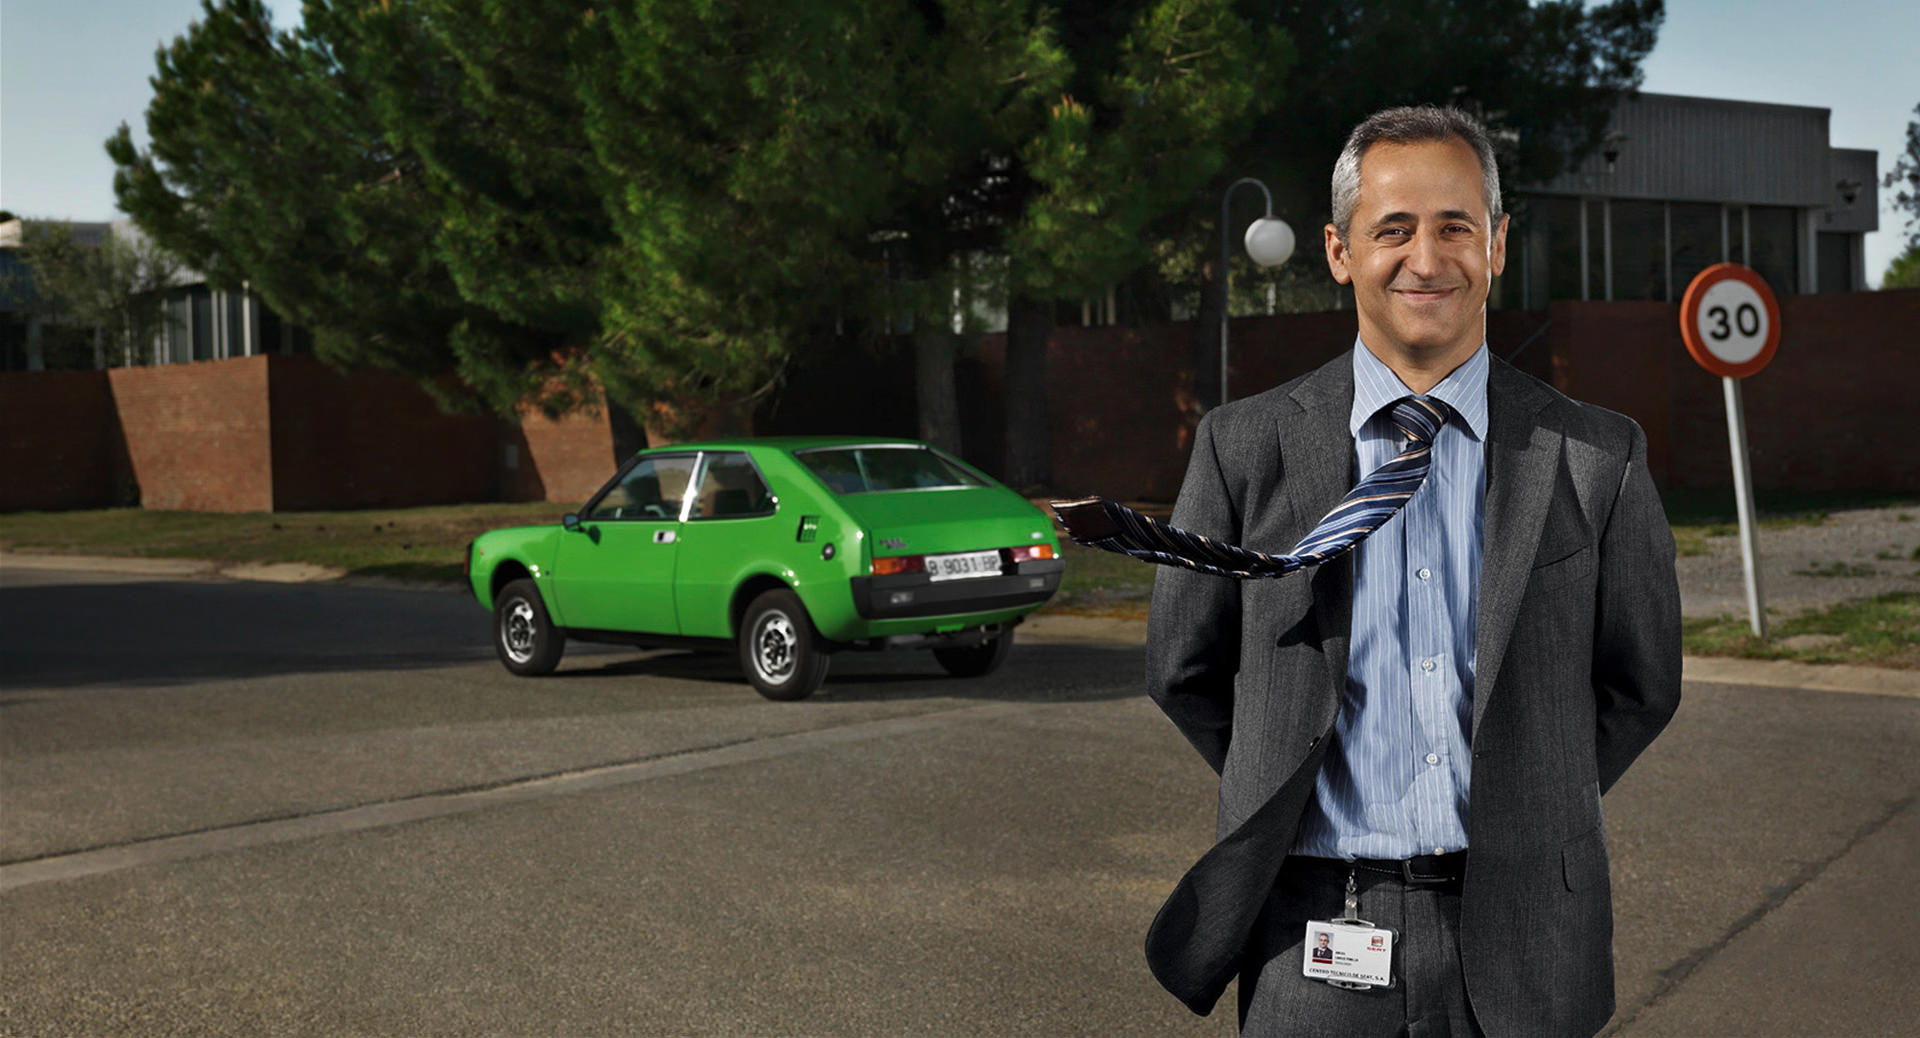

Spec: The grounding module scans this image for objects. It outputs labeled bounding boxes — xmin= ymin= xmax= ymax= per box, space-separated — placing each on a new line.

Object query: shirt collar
xmin=1349 ymin=337 xmax=1490 ymax=441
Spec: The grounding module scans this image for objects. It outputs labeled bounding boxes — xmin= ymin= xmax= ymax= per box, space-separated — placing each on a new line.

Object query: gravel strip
xmin=1677 ymin=505 xmax=1920 ymax=619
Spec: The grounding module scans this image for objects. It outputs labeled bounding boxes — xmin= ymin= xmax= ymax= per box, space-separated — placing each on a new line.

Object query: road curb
xmin=1682 ymin=656 xmax=1920 ymax=697
xmin=1 ymin=551 xmax=219 ymax=578
xmin=3 ymin=550 xmax=348 ymax=586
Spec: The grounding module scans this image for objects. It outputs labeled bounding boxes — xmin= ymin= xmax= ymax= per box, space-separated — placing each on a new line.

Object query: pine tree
xmin=108 ymin=0 xmax=483 ymax=392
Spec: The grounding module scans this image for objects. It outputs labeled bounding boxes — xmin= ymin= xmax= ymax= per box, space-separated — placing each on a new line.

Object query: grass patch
xmin=1682 ymin=592 xmax=1920 ymax=669
xmin=0 ymin=503 xmax=567 ymax=583
xmin=1663 ymin=492 xmax=1920 ymax=559
xmin=1043 ymin=539 xmax=1156 ymax=619
xmin=1791 ymin=561 xmax=1879 ymax=578
xmin=1660 ymin=489 xmax=1918 ymax=527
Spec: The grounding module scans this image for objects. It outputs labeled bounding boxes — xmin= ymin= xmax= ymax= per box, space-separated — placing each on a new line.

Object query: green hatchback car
xmin=467 ymin=437 xmax=1064 ymax=700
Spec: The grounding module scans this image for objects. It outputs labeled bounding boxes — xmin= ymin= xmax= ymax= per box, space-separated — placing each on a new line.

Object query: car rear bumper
xmin=850 ymin=559 xmax=1063 ymax=620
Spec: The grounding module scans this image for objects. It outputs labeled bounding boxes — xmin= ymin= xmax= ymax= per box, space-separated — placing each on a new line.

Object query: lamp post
xmin=1220 ymin=177 xmax=1295 ymax=405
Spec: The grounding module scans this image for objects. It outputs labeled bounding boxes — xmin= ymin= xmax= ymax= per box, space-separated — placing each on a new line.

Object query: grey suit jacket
xmin=1143 ymin=350 xmax=1681 ymax=1037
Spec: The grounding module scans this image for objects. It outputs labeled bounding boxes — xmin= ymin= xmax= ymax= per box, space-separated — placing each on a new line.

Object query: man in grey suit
xmin=1141 ymin=106 xmax=1681 ymax=1036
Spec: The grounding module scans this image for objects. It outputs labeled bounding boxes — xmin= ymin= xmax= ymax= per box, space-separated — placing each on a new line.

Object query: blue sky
xmin=2 ymin=0 xmax=1916 ymax=282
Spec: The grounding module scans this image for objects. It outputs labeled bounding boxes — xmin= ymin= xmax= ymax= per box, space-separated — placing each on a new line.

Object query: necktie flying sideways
xmin=1050 ymin=396 xmax=1447 ymax=578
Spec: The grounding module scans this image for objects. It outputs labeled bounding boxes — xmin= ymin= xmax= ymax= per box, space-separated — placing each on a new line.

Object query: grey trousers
xmin=1238 ymin=858 xmax=1483 ymax=1038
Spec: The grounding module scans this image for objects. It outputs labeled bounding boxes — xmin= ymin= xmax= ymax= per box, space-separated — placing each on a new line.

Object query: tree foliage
xmin=1883 ymin=102 xmax=1920 ymax=255
xmin=1883 ymin=246 xmax=1920 ymax=290
xmin=577 ymin=0 xmax=928 ymax=429
xmin=3 ymin=223 xmax=180 ymax=368
xmin=109 ymin=0 xmax=489 ymax=394
xmin=108 ymin=0 xmax=1661 ymax=448
xmin=879 ymin=1 xmax=1286 ymax=467
xmin=111 ymin=0 xmax=1278 ymax=442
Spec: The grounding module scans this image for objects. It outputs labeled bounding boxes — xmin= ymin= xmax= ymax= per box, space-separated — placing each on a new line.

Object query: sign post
xmin=1679 ymin=263 xmax=1781 ymax=638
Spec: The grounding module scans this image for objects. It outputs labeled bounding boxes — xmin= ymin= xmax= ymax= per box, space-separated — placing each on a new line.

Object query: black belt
xmin=1292 ymin=851 xmax=1467 ymax=886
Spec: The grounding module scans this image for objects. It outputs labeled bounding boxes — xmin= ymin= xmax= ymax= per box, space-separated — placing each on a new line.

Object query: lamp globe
xmin=1243 ymin=218 xmax=1295 ymax=268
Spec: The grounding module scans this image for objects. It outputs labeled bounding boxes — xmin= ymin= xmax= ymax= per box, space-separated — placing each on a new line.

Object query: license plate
xmin=925 ymin=549 xmax=1003 ymax=581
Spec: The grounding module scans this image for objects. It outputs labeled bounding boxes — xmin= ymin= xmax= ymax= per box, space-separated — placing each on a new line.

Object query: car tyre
xmin=739 ymin=588 xmax=829 ymax=701
xmin=495 ymin=578 xmax=565 ymax=676
xmin=933 ymin=629 xmax=1013 ymax=679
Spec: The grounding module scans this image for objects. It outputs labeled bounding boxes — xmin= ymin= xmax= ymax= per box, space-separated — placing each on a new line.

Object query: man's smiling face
xmin=1325 ymin=137 xmax=1508 ymax=371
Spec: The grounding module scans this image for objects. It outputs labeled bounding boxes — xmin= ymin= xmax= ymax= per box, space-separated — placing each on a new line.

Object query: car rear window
xmin=796 ymin=447 xmax=986 ymax=495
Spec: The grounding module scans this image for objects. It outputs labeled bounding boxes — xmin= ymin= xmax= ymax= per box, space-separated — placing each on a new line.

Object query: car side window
xmin=587 ymin=455 xmax=697 ymax=521
xmin=688 ymin=452 xmax=775 ymax=520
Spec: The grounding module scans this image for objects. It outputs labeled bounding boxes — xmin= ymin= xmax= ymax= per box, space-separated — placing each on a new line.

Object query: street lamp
xmin=1220 ymin=177 xmax=1294 ymax=404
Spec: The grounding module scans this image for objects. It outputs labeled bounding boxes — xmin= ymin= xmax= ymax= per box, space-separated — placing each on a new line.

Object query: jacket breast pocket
xmin=1529 ymin=542 xmax=1594 ymax=595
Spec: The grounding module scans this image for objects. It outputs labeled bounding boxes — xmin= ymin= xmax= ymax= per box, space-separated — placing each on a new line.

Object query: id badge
xmin=1301 ymin=869 xmax=1396 ymax=989
xmin=1301 ymin=918 xmax=1396 ymax=989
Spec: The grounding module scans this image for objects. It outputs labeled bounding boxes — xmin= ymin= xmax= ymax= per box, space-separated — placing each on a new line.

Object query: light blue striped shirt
xmin=1292 ymin=340 xmax=1488 ymax=860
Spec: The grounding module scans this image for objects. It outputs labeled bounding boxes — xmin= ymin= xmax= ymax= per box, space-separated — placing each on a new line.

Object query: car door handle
xmin=654 ymin=529 xmax=677 ymax=544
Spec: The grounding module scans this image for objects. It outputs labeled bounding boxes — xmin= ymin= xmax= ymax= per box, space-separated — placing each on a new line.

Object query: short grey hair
xmin=1331 ymin=105 xmax=1503 ymax=243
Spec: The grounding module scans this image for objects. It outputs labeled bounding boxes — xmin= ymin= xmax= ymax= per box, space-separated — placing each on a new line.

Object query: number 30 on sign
xmin=1679 ymin=263 xmax=1780 ymax=379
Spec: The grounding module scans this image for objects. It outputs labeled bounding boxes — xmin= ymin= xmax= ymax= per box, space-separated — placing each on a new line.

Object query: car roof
xmin=640 ymin=435 xmax=935 ymax=453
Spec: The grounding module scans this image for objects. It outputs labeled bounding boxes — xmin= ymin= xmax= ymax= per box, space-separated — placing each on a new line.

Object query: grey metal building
xmin=0 ymin=217 xmax=308 ymax=371
xmin=1504 ymin=92 xmax=1880 ymax=308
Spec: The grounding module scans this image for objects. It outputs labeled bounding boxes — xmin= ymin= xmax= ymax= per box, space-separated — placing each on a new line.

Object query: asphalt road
xmin=2 ymin=566 xmax=1916 ymax=1036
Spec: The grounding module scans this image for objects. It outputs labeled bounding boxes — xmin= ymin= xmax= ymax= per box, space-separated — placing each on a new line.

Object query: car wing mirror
xmin=562 ymin=512 xmax=583 ymax=532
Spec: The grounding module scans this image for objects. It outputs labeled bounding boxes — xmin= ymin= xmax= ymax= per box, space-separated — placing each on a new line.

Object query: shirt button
xmin=1417 ymin=567 xmax=1432 ymax=580
xmin=1425 ymin=752 xmax=1440 ymax=765
xmin=1421 ymin=659 xmax=1436 ymax=672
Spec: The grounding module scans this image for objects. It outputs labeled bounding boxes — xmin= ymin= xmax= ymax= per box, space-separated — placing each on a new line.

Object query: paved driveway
xmin=2 ymin=566 xmax=1915 ymax=1036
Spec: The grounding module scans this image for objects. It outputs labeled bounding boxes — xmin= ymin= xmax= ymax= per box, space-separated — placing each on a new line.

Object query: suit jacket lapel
xmin=1473 ymin=359 xmax=1562 ymax=739
xmin=1284 ymin=356 xmax=1358 ymax=705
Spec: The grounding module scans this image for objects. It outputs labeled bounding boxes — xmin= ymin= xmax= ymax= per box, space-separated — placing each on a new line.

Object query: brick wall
xmin=966 ymin=308 xmax=1560 ymax=501
xmin=1526 ymin=291 xmax=1920 ymax=494
xmin=0 ymin=369 xmax=125 ymax=511
xmin=506 ymin=403 xmax=619 ymax=506
xmin=960 ymin=290 xmax=1919 ymax=502
xmin=1536 ymin=299 xmax=1689 ymax=488
xmin=109 ymin=357 xmax=275 ymax=512
xmin=4 ymin=290 xmax=1913 ymax=513
xmin=266 ymin=356 xmax=497 ymax=510
xmin=1724 ymin=290 xmax=1919 ymax=493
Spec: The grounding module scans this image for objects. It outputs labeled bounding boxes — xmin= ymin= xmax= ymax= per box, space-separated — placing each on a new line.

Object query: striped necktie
xmin=1051 ymin=396 xmax=1447 ymax=578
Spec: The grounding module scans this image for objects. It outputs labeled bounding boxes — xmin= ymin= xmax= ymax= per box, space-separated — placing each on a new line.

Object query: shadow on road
xmin=1 ymin=574 xmax=1150 ymax=705
xmin=559 ymin=639 xmax=1147 ymax=704
xmin=0 ymin=579 xmax=493 ymax=690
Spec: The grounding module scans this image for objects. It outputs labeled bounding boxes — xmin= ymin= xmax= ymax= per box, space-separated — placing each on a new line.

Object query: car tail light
xmin=871 ymin=555 xmax=926 ymax=576
xmin=1006 ymin=544 xmax=1055 ymax=563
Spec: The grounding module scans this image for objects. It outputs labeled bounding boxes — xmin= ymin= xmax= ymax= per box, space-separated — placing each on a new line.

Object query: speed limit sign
xmin=1680 ymin=263 xmax=1780 ymax=378
xmin=1679 ymin=262 xmax=1779 ymax=639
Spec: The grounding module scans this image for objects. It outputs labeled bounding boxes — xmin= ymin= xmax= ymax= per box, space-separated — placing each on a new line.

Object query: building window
xmin=1817 ymin=232 xmax=1855 ymax=294
xmin=1533 ymin=196 xmax=1583 ymax=304
xmin=1492 ymin=205 xmax=1524 ymax=311
xmin=165 ymin=295 xmax=190 ymax=363
xmin=1584 ymin=199 xmax=1607 ymax=301
xmin=189 ymin=286 xmax=214 ymax=361
xmin=1669 ymin=202 xmax=1723 ymax=300
xmin=1609 ymin=200 xmax=1667 ymax=301
xmin=260 ymin=301 xmax=285 ymax=354
xmin=224 ymin=291 xmax=247 ymax=357
xmin=1747 ymin=205 xmax=1798 ymax=299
